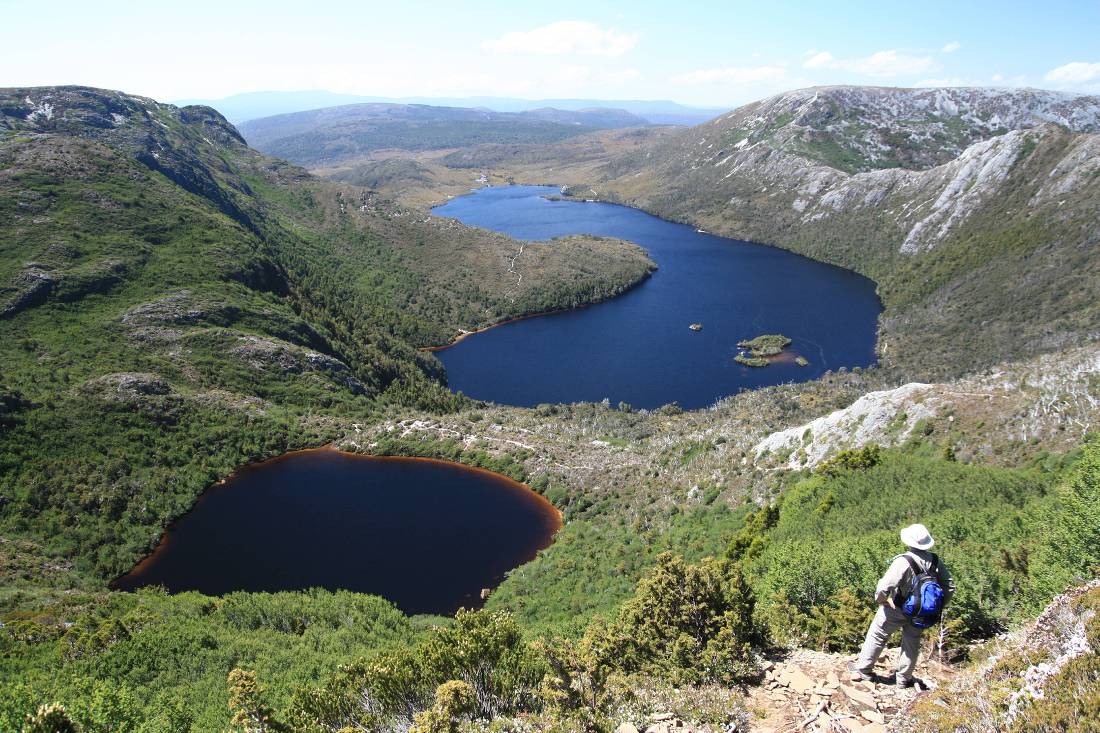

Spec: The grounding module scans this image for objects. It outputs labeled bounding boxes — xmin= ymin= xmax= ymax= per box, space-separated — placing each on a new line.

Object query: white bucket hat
xmin=900 ymin=523 xmax=935 ymax=550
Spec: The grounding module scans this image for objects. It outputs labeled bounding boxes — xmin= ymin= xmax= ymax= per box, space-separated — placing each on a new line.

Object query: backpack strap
xmin=898 ymin=554 xmax=923 ymax=615
xmin=891 ymin=554 xmax=920 ymax=607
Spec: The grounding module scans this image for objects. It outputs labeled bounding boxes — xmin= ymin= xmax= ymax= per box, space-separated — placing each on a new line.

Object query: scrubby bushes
xmin=287 ymin=555 xmax=764 ymax=732
xmin=1027 ymin=437 xmax=1100 ymax=604
xmin=0 ymin=589 xmax=415 ymax=732
xmin=593 ymin=553 xmax=760 ymax=684
xmin=287 ymin=610 xmax=545 ymax=731
xmin=730 ymin=444 xmax=1085 ymax=649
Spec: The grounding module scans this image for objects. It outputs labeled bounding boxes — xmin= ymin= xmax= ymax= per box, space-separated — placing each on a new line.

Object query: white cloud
xmin=803 ymin=51 xmax=835 ymax=69
xmin=482 ymin=21 xmax=640 ymax=58
xmin=1044 ymin=61 xmax=1100 ymax=84
xmin=942 ymin=41 xmax=962 ymax=53
xmin=671 ymin=65 xmax=788 ymax=86
xmin=803 ymin=49 xmax=938 ymax=77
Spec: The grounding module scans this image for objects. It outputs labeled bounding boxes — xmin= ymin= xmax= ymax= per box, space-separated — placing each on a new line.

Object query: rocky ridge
xmin=704 ymin=86 xmax=1100 ymax=172
xmin=556 ymin=86 xmax=1100 ymax=378
xmin=754 ymin=343 xmax=1100 ymax=469
xmin=339 ymin=343 xmax=1100 ymax=531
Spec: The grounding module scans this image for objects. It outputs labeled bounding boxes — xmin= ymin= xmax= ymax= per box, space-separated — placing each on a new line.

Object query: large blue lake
xmin=432 ymin=186 xmax=881 ymax=410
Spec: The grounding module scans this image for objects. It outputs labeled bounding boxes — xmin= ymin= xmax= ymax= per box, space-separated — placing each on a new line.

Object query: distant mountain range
xmin=236 ymin=102 xmax=652 ymax=168
xmin=174 ymin=90 xmax=725 ymax=126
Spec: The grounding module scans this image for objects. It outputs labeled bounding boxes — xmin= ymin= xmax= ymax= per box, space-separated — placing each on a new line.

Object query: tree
xmin=726 ymin=503 xmax=780 ymax=562
xmin=410 ymin=681 xmax=476 ymax=733
xmin=807 ymin=587 xmax=871 ymax=652
xmin=590 ymin=553 xmax=761 ymax=685
xmin=22 ymin=704 xmax=79 ymax=733
xmin=227 ymin=669 xmax=286 ymax=733
xmin=416 ymin=610 xmax=544 ymax=719
xmin=816 ymin=445 xmax=882 ymax=477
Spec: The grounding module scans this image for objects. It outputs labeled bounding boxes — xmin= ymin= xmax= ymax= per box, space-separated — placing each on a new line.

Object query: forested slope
xmin=0 ymin=86 xmax=653 ymax=588
xmin=2 ymin=86 xmax=1099 ymax=732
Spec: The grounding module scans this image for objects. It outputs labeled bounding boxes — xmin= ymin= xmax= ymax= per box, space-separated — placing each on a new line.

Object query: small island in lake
xmin=735 ymin=334 xmax=807 ymax=368
xmin=689 ymin=323 xmax=703 ymax=331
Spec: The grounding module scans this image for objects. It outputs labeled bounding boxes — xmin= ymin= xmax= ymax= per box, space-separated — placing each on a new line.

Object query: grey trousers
xmin=853 ymin=605 xmax=923 ymax=681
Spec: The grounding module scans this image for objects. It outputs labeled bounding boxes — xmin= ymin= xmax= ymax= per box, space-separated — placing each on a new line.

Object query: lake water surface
xmin=113 ymin=449 xmax=561 ymax=615
xmin=432 ymin=186 xmax=881 ymax=409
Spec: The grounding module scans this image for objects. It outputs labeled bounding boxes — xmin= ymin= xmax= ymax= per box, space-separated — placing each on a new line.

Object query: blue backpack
xmin=899 ymin=553 xmax=945 ymax=628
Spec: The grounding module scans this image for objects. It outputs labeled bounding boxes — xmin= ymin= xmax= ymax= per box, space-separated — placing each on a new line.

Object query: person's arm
xmin=874 ymin=556 xmax=910 ymax=606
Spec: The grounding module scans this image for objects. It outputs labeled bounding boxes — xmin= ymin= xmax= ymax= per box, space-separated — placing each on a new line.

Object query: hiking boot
xmin=896 ymin=676 xmax=918 ymax=688
xmin=847 ymin=664 xmax=873 ymax=682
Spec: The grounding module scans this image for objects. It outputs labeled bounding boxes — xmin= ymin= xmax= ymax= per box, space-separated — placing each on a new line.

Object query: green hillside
xmin=0 ymin=86 xmax=654 ymax=589
xmin=1 ymin=85 xmax=1098 ymax=732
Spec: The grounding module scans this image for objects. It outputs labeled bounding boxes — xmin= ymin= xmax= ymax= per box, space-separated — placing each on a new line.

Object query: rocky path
xmin=607 ymin=648 xmax=955 ymax=733
xmin=504 ymin=240 xmax=526 ymax=300
xmin=745 ymin=648 xmax=955 ymax=733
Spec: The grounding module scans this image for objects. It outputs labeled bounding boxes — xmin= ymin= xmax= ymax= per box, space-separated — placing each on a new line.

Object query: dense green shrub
xmin=287 ymin=610 xmax=543 ymax=731
xmin=745 ymin=447 xmax=1064 ymax=643
xmin=1027 ymin=437 xmax=1100 ymax=604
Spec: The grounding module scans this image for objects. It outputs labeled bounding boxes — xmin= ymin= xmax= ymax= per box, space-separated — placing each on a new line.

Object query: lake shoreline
xmin=111 ymin=445 xmax=562 ymax=603
xmin=428 ymin=183 xmax=885 ymax=359
xmin=429 ymin=185 xmax=882 ymax=409
xmin=423 ymin=267 xmax=655 ymax=352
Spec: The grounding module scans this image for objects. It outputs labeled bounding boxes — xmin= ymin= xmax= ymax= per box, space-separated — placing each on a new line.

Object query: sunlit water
xmin=432 ymin=186 xmax=881 ymax=409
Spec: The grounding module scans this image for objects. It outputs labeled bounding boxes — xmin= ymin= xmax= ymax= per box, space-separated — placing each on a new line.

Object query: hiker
xmin=848 ymin=523 xmax=956 ymax=687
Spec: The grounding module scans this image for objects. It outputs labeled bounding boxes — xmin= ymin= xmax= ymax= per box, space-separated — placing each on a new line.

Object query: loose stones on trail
xmin=754 ymin=649 xmax=947 ymax=732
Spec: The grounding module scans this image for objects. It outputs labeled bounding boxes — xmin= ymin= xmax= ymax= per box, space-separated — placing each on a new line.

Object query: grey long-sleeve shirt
xmin=874 ymin=549 xmax=956 ymax=607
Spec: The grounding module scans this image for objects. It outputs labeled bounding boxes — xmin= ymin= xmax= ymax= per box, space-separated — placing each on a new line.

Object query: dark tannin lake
xmin=113 ymin=449 xmax=561 ymax=615
xmin=432 ymin=186 xmax=882 ymax=409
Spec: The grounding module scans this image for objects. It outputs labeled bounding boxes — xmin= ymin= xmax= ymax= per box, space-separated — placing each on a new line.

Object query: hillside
xmin=552 ymin=86 xmax=1100 ymax=379
xmin=2 ymin=84 xmax=1099 ymax=732
xmin=0 ymin=85 xmax=654 ymax=585
xmin=237 ymin=102 xmax=649 ymax=168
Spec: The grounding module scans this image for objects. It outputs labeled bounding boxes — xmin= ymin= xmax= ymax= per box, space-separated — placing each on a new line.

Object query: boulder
xmin=840 ymin=684 xmax=877 ymax=711
xmin=787 ymin=667 xmax=814 ymax=694
xmin=860 ymin=710 xmax=885 ymax=725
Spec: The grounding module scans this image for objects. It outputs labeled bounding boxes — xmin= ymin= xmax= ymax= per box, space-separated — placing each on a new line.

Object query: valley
xmin=1 ymin=81 xmax=1098 ymax=733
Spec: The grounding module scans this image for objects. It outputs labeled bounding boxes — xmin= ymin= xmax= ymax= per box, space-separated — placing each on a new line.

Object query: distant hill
xmin=236 ymin=102 xmax=649 ymax=167
xmin=176 ymin=89 xmax=723 ymax=126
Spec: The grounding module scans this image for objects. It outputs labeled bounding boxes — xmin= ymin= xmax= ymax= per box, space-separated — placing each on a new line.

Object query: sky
xmin=4 ymin=0 xmax=1100 ymax=108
